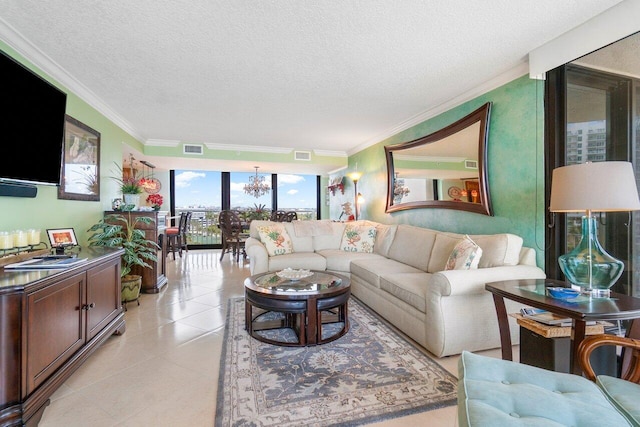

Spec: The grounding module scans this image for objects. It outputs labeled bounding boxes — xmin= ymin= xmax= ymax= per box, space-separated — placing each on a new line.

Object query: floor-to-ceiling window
xmin=172 ymin=170 xmax=222 ymax=246
xmin=171 ymin=169 xmax=320 ymax=248
xmin=546 ymin=46 xmax=640 ymax=296
xmin=276 ymin=173 xmax=319 ymax=220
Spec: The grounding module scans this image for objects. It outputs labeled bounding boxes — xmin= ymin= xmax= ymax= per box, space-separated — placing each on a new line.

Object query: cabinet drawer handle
xmin=82 ymin=303 xmax=96 ymax=311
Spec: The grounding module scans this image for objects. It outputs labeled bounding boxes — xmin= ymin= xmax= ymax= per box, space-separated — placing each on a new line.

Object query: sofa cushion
xmin=379 ymin=272 xmax=431 ymax=313
xmin=597 ymin=375 xmax=640 ymax=426
xmin=291 ymin=219 xmax=334 ymax=237
xmin=469 ymin=233 xmax=523 ymax=268
xmin=257 ymin=224 xmax=294 ymax=256
xmin=249 ymin=220 xmax=274 ymax=238
xmin=373 ymin=223 xmax=397 ymax=257
xmin=317 ymin=249 xmax=385 ymax=273
xmin=267 ymin=252 xmax=327 ymax=272
xmin=340 ymin=224 xmax=377 ymax=253
xmin=313 ymin=222 xmax=347 ymax=251
xmin=281 ymin=222 xmax=314 ymax=252
xmin=458 ymin=351 xmax=629 ymax=427
xmin=350 ymin=257 xmax=424 ymax=289
xmin=445 ymin=235 xmax=482 ymax=270
xmin=387 ymin=225 xmax=438 ymax=271
xmin=428 ymin=232 xmax=463 ymax=272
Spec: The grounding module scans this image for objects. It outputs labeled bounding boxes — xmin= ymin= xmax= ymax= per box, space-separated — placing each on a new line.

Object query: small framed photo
xmin=47 ymin=228 xmax=78 ymax=248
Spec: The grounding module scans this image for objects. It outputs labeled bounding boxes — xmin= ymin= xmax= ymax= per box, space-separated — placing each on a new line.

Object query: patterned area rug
xmin=215 ymin=297 xmax=457 ymax=426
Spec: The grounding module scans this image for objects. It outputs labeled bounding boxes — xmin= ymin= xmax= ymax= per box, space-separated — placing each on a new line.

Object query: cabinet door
xmin=26 ymin=272 xmax=85 ymax=394
xmin=86 ymin=259 xmax=122 ymax=340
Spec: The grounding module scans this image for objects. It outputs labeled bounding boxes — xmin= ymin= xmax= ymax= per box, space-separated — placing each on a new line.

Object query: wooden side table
xmin=486 ymin=279 xmax=640 ymax=375
xmin=512 ymin=314 xmax=616 ymax=375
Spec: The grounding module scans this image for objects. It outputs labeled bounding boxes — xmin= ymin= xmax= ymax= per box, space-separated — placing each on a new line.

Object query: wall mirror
xmin=385 ymin=102 xmax=492 ymax=215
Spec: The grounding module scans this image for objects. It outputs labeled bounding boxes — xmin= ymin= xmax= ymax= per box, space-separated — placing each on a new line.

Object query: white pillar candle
xmin=27 ymin=229 xmax=41 ymax=245
xmin=13 ymin=230 xmax=28 ymax=247
xmin=0 ymin=232 xmax=13 ymax=250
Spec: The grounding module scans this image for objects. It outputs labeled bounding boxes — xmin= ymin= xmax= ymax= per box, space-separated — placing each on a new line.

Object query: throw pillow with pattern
xmin=444 ymin=235 xmax=482 ymax=270
xmin=340 ymin=225 xmax=377 ymax=253
xmin=257 ymin=224 xmax=294 ymax=256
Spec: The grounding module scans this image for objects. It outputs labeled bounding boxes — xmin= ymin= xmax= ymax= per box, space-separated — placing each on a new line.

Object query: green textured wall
xmin=0 ymin=42 xmax=144 ymax=246
xmin=0 ymin=44 xmax=343 ymax=245
xmin=332 ymin=75 xmax=546 ymax=267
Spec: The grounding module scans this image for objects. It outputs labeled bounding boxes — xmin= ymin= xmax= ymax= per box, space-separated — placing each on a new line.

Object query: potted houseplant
xmin=146 ymin=193 xmax=163 ymax=211
xmin=87 ymin=212 xmax=159 ymax=308
xmin=110 ymin=162 xmax=143 ymax=209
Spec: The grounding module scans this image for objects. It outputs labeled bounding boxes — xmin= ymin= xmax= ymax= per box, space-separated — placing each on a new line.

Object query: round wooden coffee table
xmin=244 ymin=270 xmax=350 ymax=346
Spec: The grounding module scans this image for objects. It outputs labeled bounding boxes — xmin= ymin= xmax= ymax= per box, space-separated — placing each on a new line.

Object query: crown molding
xmin=327 ymin=165 xmax=348 ymax=175
xmin=313 ymin=149 xmax=348 ymax=158
xmin=395 ymin=154 xmax=467 ymax=163
xmin=145 ymin=139 xmax=181 ymax=147
xmin=0 ymin=18 xmax=145 ymax=142
xmin=347 ymin=61 xmax=529 ymax=156
xmin=203 ymin=142 xmax=292 ymax=154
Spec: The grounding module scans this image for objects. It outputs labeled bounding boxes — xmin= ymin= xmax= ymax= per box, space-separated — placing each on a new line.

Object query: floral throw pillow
xmin=257 ymin=225 xmax=294 ymax=256
xmin=340 ymin=225 xmax=377 ymax=253
xmin=445 ymin=235 xmax=483 ymax=270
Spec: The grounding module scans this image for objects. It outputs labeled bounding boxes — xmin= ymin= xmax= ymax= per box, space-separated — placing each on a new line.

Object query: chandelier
xmin=244 ymin=166 xmax=270 ymax=198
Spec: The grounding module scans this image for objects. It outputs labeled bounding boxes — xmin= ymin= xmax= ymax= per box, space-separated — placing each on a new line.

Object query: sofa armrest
xmin=430 ymin=265 xmax=546 ymax=297
xmin=245 ymin=237 xmax=269 ymax=275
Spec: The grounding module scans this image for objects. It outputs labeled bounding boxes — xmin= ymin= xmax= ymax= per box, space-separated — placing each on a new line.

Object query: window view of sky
xmin=174 ymin=170 xmax=316 ymax=209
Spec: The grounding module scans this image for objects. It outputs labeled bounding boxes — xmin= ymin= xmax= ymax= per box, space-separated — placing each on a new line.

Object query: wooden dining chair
xmin=165 ymin=211 xmax=191 ymax=260
xmin=219 ymin=210 xmax=247 ymax=262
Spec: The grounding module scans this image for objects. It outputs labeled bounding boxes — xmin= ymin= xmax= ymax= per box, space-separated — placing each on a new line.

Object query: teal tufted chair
xmin=458 ymin=335 xmax=640 ymax=426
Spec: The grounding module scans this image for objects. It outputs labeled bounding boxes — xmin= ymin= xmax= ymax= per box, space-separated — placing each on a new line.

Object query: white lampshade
xmin=549 ymin=161 xmax=640 ymax=213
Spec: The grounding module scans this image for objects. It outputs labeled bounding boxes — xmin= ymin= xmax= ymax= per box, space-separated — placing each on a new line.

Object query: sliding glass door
xmin=547 ymin=65 xmax=638 ymax=296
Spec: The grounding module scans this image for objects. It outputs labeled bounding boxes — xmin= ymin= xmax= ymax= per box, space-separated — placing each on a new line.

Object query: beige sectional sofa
xmin=245 ymin=219 xmax=545 ymax=357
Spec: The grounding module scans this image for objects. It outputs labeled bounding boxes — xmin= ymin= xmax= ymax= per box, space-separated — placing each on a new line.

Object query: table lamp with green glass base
xmin=549 ymin=161 xmax=640 ymax=298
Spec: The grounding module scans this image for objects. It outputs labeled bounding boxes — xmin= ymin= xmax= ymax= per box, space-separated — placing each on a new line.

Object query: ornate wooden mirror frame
xmin=385 ymin=102 xmax=492 ymax=215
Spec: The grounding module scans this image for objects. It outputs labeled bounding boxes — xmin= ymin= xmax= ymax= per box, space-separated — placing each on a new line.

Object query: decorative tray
xmin=276 ymin=268 xmax=313 ymax=281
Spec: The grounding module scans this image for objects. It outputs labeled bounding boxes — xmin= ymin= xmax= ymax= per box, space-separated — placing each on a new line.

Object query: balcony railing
xmin=172 ymin=208 xmax=317 ymax=246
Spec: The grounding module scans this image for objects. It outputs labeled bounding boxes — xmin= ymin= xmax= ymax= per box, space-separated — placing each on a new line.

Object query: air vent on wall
xmin=183 ymin=144 xmax=203 ymax=155
xmin=294 ymin=151 xmax=311 ymax=161
xmin=465 ymin=160 xmax=478 ymax=169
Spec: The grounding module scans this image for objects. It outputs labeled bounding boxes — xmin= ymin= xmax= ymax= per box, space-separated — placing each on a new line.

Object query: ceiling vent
xmin=183 ymin=144 xmax=203 ymax=155
xmin=294 ymin=151 xmax=311 ymax=161
xmin=465 ymin=160 xmax=478 ymax=169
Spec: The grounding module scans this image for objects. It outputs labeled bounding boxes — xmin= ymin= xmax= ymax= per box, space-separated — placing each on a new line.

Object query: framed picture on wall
xmin=58 ymin=115 xmax=100 ymax=201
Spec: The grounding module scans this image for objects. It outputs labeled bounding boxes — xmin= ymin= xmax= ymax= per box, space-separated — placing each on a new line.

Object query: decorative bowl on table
xmin=546 ymin=287 xmax=580 ymax=300
xmin=276 ymin=268 xmax=313 ymax=281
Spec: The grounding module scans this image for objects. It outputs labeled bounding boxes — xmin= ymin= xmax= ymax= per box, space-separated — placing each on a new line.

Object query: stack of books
xmin=520 ymin=308 xmax=596 ymax=327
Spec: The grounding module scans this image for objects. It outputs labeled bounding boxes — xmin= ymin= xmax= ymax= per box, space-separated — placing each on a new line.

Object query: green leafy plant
xmin=242 ymin=203 xmax=271 ymax=222
xmin=110 ymin=162 xmax=143 ymax=195
xmin=87 ymin=213 xmax=159 ymax=277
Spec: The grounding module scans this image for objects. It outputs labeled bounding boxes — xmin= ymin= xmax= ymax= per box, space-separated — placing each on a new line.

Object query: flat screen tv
xmin=0 ymin=50 xmax=67 ymax=186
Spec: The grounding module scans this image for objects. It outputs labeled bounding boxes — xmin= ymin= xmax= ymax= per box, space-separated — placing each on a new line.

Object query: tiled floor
xmin=39 ymin=250 xmax=512 ymax=427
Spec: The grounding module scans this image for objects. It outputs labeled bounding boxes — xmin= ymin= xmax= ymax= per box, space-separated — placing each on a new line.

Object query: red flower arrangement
xmin=146 ymin=193 xmax=163 ymax=209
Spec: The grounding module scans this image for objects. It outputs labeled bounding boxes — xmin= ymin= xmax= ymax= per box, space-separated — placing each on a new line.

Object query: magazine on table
xmin=4 ymin=256 xmax=87 ymax=270
xmin=520 ymin=308 xmax=596 ymax=327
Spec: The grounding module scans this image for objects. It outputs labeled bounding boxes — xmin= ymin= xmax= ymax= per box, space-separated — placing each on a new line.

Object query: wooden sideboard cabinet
xmin=0 ymin=247 xmax=125 ymax=427
xmin=104 ymin=210 xmax=168 ymax=293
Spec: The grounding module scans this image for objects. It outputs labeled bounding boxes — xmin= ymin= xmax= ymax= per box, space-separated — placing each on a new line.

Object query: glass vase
xmin=558 ymin=216 xmax=623 ymax=298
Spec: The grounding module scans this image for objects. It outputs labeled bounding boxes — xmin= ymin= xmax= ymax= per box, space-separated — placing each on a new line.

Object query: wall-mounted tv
xmin=0 ymin=50 xmax=67 ymax=186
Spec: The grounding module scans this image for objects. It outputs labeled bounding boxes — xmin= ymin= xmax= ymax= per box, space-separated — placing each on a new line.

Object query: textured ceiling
xmin=0 ymin=0 xmax=623 ymax=172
